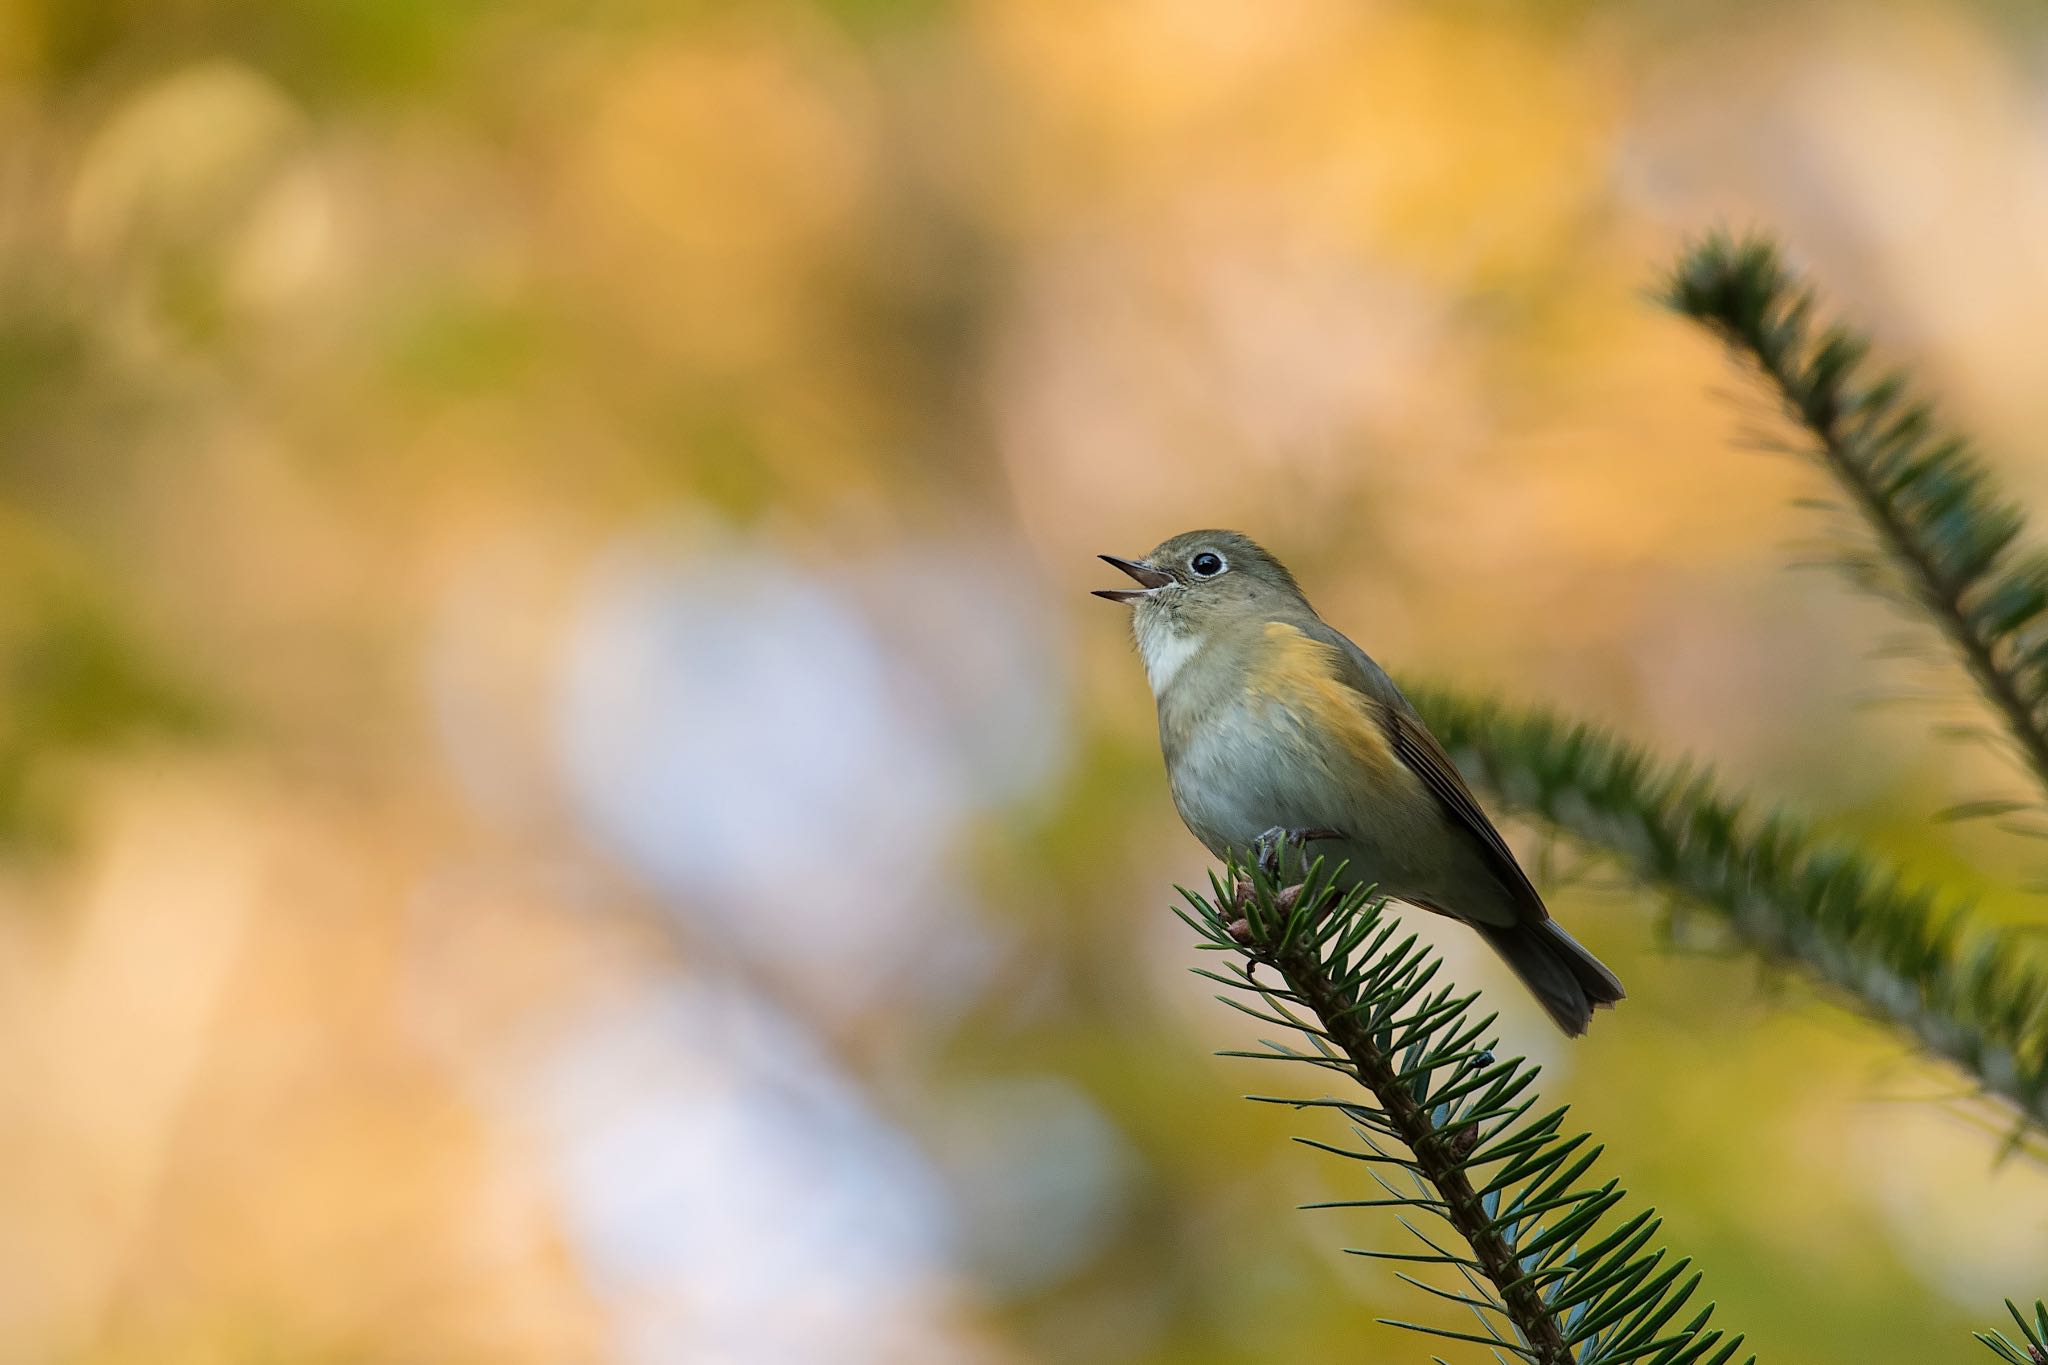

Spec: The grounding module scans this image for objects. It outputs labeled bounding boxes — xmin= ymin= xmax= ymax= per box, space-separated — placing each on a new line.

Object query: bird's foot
xmin=1251 ymin=826 xmax=1343 ymax=881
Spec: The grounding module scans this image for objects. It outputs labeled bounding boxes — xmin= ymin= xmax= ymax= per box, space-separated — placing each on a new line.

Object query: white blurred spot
xmin=535 ymin=979 xmax=968 ymax=1365
xmin=554 ymin=527 xmax=1068 ymax=1018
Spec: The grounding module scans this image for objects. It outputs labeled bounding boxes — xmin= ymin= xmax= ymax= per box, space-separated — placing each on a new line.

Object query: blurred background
xmin=4 ymin=0 xmax=2048 ymax=1360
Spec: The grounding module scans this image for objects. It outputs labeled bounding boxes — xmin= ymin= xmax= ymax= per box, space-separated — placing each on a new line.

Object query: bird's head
xmin=1094 ymin=530 xmax=1312 ymax=690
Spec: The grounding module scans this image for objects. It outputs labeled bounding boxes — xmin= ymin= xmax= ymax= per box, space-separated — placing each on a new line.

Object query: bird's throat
xmin=1137 ymin=621 xmax=1205 ymax=696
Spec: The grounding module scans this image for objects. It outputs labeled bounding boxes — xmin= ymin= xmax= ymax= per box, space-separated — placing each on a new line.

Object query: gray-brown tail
xmin=1477 ymin=920 xmax=1625 ymax=1037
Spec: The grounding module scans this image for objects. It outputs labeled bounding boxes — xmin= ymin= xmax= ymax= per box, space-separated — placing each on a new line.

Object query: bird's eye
xmin=1190 ymin=551 xmax=1225 ymax=577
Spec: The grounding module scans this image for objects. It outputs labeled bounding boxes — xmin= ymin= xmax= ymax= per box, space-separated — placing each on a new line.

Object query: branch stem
xmin=1270 ymin=932 xmax=1573 ymax=1364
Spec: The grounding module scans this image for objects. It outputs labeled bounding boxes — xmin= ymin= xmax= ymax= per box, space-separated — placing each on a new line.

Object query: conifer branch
xmin=1182 ymin=845 xmax=1751 ymax=1364
xmin=1664 ymin=233 xmax=2048 ymax=804
xmin=1413 ymin=688 xmax=2048 ymax=1137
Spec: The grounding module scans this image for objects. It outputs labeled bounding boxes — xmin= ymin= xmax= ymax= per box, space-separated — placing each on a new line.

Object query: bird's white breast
xmin=1137 ymin=620 xmax=1204 ymax=696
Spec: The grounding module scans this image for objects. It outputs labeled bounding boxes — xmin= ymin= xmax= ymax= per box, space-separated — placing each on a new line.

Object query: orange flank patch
xmin=1246 ymin=622 xmax=1405 ymax=782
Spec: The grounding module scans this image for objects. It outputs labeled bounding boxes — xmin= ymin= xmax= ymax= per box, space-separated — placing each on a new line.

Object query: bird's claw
xmin=1251 ymin=825 xmax=1342 ymax=880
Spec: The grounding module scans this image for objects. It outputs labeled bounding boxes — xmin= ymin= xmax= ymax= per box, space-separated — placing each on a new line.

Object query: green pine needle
xmin=1976 ymin=1298 xmax=2048 ymax=1364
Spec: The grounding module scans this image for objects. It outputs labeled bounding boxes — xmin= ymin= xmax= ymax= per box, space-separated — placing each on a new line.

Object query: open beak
xmin=1092 ymin=554 xmax=1172 ymax=602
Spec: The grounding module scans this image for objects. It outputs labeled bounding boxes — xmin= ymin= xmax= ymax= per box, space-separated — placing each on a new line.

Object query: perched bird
xmin=1096 ymin=530 xmax=1623 ymax=1035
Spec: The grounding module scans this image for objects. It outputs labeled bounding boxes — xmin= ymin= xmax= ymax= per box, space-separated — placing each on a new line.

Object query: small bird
xmin=1096 ymin=530 xmax=1623 ymax=1035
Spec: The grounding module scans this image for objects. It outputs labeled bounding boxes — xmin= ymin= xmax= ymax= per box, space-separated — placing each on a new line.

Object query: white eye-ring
xmin=1190 ymin=550 xmax=1226 ymax=577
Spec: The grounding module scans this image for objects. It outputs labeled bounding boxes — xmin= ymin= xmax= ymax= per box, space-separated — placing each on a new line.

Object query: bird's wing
xmin=1302 ymin=619 xmax=1551 ymax=927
